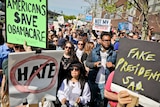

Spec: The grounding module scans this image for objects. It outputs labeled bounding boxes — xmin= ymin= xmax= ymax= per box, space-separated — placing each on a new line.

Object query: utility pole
xmin=94 ymin=0 xmax=97 ymax=17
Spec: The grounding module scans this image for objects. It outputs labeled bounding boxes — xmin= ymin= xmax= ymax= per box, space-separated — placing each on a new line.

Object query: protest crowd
xmin=0 ymin=12 xmax=159 ymax=107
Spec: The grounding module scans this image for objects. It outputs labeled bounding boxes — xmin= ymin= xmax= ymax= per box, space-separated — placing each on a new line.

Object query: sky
xmin=48 ymin=0 xmax=90 ymax=16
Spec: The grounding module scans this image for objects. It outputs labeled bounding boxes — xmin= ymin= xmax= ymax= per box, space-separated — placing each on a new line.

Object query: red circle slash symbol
xmin=10 ymin=55 xmax=58 ymax=93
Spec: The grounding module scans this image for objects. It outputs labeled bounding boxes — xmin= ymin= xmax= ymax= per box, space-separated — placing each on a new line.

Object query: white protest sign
xmin=57 ymin=16 xmax=64 ymax=24
xmin=92 ymin=18 xmax=111 ymax=32
xmin=8 ymin=50 xmax=64 ymax=107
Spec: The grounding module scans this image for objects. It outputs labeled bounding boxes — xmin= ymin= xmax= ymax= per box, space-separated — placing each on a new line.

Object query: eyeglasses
xmin=53 ymin=40 xmax=58 ymax=42
xmin=65 ymin=46 xmax=72 ymax=49
xmin=70 ymin=67 xmax=80 ymax=71
xmin=102 ymin=39 xmax=111 ymax=42
xmin=78 ymin=43 xmax=84 ymax=45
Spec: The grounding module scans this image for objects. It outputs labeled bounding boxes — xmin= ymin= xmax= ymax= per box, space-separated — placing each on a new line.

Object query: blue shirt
xmin=0 ymin=43 xmax=13 ymax=69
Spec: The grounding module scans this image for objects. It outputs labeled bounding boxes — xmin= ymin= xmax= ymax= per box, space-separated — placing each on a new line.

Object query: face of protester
xmin=77 ymin=41 xmax=84 ymax=50
xmin=70 ymin=66 xmax=80 ymax=79
xmin=48 ymin=34 xmax=53 ymax=40
xmin=97 ymin=36 xmax=102 ymax=44
xmin=53 ymin=37 xmax=58 ymax=46
xmin=64 ymin=43 xmax=72 ymax=55
xmin=133 ymin=34 xmax=139 ymax=39
xmin=58 ymin=31 xmax=63 ymax=38
xmin=72 ymin=32 xmax=77 ymax=38
xmin=112 ymin=34 xmax=118 ymax=41
xmin=101 ymin=35 xmax=111 ymax=50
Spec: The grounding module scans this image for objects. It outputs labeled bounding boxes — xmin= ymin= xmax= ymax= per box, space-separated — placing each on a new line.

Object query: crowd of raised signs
xmin=0 ymin=21 xmax=159 ymax=107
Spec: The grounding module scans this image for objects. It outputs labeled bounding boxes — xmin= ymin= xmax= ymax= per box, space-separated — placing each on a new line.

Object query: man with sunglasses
xmin=86 ymin=32 xmax=117 ymax=107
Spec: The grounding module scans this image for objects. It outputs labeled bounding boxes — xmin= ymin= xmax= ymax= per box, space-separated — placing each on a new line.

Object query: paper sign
xmin=6 ymin=0 xmax=47 ymax=48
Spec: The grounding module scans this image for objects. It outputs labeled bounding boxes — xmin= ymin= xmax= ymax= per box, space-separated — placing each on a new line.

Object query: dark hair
xmin=66 ymin=61 xmax=86 ymax=89
xmin=80 ymin=33 xmax=87 ymax=37
xmin=65 ymin=41 xmax=78 ymax=63
xmin=100 ymin=32 xmax=112 ymax=39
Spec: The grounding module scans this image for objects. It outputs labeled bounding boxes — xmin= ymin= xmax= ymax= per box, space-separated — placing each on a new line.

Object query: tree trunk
xmin=141 ymin=18 xmax=149 ymax=40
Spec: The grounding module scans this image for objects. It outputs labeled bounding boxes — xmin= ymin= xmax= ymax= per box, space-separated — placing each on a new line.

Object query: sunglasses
xmin=53 ymin=40 xmax=58 ymax=42
xmin=70 ymin=67 xmax=80 ymax=71
xmin=78 ymin=43 xmax=84 ymax=45
xmin=65 ymin=46 xmax=72 ymax=49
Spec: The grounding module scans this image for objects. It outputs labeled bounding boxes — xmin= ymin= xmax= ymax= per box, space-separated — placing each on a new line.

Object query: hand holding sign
xmin=23 ymin=41 xmax=32 ymax=52
xmin=117 ymin=90 xmax=139 ymax=107
xmin=111 ymin=38 xmax=160 ymax=107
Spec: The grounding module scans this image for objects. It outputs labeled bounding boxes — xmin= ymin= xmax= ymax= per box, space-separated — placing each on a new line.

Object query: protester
xmin=111 ymin=33 xmax=119 ymax=51
xmin=1 ymin=42 xmax=32 ymax=107
xmin=57 ymin=29 xmax=66 ymax=49
xmin=90 ymin=33 xmax=97 ymax=48
xmin=0 ymin=42 xmax=15 ymax=85
xmin=95 ymin=35 xmax=102 ymax=48
xmin=57 ymin=61 xmax=91 ymax=107
xmin=80 ymin=33 xmax=88 ymax=44
xmin=132 ymin=32 xmax=140 ymax=40
xmin=86 ymin=32 xmax=117 ymax=107
xmin=76 ymin=40 xmax=85 ymax=62
xmin=57 ymin=41 xmax=79 ymax=90
xmin=53 ymin=36 xmax=63 ymax=50
xmin=70 ymin=31 xmax=78 ymax=47
xmin=81 ymin=42 xmax=94 ymax=75
xmin=104 ymin=71 xmax=118 ymax=107
xmin=48 ymin=31 xmax=54 ymax=44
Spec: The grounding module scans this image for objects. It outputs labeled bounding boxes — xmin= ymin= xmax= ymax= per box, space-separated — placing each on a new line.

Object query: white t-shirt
xmin=95 ymin=51 xmax=108 ymax=84
xmin=76 ymin=49 xmax=84 ymax=61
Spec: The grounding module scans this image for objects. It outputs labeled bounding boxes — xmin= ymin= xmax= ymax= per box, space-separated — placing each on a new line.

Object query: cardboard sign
xmin=8 ymin=50 xmax=63 ymax=107
xmin=6 ymin=0 xmax=47 ymax=48
xmin=92 ymin=18 xmax=111 ymax=32
xmin=111 ymin=38 xmax=160 ymax=107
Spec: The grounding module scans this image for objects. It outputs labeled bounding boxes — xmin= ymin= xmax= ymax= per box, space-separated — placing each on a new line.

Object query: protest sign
xmin=57 ymin=16 xmax=64 ymax=25
xmin=118 ymin=22 xmax=129 ymax=31
xmin=111 ymin=38 xmax=160 ymax=107
xmin=92 ymin=18 xmax=111 ymax=32
xmin=85 ymin=15 xmax=92 ymax=22
xmin=8 ymin=50 xmax=63 ymax=107
xmin=6 ymin=0 xmax=47 ymax=48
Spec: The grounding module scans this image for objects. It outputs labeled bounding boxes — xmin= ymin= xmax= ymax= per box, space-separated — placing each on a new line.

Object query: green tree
xmin=100 ymin=0 xmax=159 ymax=40
xmin=63 ymin=15 xmax=76 ymax=21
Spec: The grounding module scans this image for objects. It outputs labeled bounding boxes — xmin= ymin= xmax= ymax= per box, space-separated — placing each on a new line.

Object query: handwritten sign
xmin=6 ymin=0 xmax=47 ymax=48
xmin=8 ymin=50 xmax=63 ymax=106
xmin=111 ymin=38 xmax=160 ymax=107
xmin=92 ymin=18 xmax=111 ymax=32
